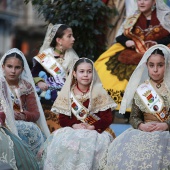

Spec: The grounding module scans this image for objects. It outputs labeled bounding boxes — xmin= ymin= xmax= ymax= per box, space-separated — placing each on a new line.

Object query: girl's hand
xmin=14 ymin=112 xmax=26 ymax=120
xmin=149 ymin=122 xmax=168 ymax=132
xmin=138 ymin=123 xmax=155 ymax=132
xmin=72 ymin=123 xmax=87 ymax=129
xmin=139 ymin=122 xmax=168 ymax=132
xmin=80 ymin=123 xmax=95 ymax=130
xmin=86 ymin=124 xmax=95 ymax=130
xmin=37 ymin=81 xmax=48 ymax=91
xmin=125 ymin=40 xmax=135 ymax=48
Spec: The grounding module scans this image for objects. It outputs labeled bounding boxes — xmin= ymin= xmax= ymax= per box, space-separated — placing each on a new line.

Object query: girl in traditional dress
xmin=40 ymin=58 xmax=117 ymax=170
xmin=31 ymin=24 xmax=79 ymax=132
xmin=95 ymin=0 xmax=170 ymax=111
xmin=0 ymin=48 xmax=50 ymax=156
xmin=0 ymin=76 xmax=39 ymax=170
xmin=105 ymin=44 xmax=170 ymax=170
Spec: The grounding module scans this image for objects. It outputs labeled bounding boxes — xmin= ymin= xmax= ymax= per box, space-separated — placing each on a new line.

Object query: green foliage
xmin=25 ymin=0 xmax=115 ymax=61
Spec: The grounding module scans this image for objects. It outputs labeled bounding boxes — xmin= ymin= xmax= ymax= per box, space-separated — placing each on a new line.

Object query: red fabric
xmin=20 ymin=92 xmax=40 ymax=122
xmin=102 ymin=0 xmax=109 ymax=4
xmin=0 ymin=112 xmax=6 ymax=124
xmin=130 ymin=10 xmax=170 ymax=42
xmin=19 ymin=82 xmax=40 ymax=122
xmin=59 ymin=99 xmax=113 ymax=133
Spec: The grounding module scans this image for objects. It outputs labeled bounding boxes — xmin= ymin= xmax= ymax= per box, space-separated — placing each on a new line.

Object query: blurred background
xmin=0 ymin=0 xmax=47 ymax=67
xmin=0 ymin=0 xmax=117 ymax=67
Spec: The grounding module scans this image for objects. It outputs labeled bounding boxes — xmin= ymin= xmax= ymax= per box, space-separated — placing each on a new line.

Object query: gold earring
xmin=59 ymin=43 xmax=63 ymax=53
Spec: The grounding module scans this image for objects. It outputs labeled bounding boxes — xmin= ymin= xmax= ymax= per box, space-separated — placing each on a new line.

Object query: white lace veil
xmin=156 ymin=0 xmax=170 ymax=33
xmin=119 ymin=44 xmax=170 ymax=114
xmin=0 ymin=76 xmax=18 ymax=136
xmin=0 ymin=48 xmax=50 ymax=137
xmin=52 ymin=58 xmax=117 ymax=116
xmin=39 ymin=23 xmax=63 ymax=53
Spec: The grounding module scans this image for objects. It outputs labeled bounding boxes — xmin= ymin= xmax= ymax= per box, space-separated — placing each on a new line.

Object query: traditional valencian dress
xmin=105 ymin=80 xmax=170 ymax=169
xmin=94 ymin=0 xmax=170 ymax=110
xmin=0 ymin=48 xmax=50 ymax=157
xmin=105 ymin=44 xmax=170 ymax=170
xmin=32 ymin=24 xmax=79 ymax=132
xmin=9 ymin=79 xmax=46 ymax=155
xmin=40 ymin=58 xmax=117 ymax=170
xmin=0 ymin=77 xmax=39 ymax=170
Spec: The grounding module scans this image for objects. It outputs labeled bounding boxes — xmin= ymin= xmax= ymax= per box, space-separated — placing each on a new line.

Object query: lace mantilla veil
xmin=51 ymin=58 xmax=117 ymax=116
xmin=0 ymin=48 xmax=50 ymax=137
xmin=119 ymin=44 xmax=170 ymax=114
xmin=33 ymin=23 xmax=79 ymax=71
xmin=156 ymin=0 xmax=170 ymax=33
xmin=39 ymin=23 xmax=62 ymax=53
xmin=0 ymin=76 xmax=18 ymax=136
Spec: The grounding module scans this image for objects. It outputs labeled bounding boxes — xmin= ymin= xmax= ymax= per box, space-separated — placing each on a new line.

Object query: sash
xmin=71 ymin=92 xmax=100 ymax=124
xmin=136 ymin=82 xmax=169 ymax=122
xmin=71 ymin=92 xmax=116 ymax=138
xmin=124 ymin=12 xmax=147 ymax=53
xmin=34 ymin=52 xmax=67 ymax=85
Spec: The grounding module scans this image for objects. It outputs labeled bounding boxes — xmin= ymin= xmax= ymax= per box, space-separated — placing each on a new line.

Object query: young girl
xmin=32 ymin=23 xmax=79 ymax=132
xmin=0 ymin=48 xmax=50 ymax=156
xmin=0 ymin=76 xmax=39 ymax=170
xmin=41 ymin=58 xmax=117 ymax=170
xmin=105 ymin=44 xmax=170 ymax=169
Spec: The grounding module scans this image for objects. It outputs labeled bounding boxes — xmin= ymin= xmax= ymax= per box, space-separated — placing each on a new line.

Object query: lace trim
xmin=1 ymin=128 xmax=17 ymax=170
xmin=134 ymin=82 xmax=170 ymax=114
xmin=51 ymin=87 xmax=117 ymax=116
xmin=51 ymin=103 xmax=117 ymax=117
xmin=134 ymin=93 xmax=147 ymax=113
xmin=90 ymin=103 xmax=117 ymax=114
xmin=10 ymin=79 xmax=34 ymax=96
xmin=0 ymin=78 xmax=18 ymax=135
xmin=89 ymin=93 xmax=117 ymax=113
xmin=51 ymin=107 xmax=71 ymax=116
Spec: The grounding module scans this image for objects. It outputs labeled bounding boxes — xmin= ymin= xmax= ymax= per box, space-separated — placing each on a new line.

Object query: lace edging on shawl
xmin=134 ymin=93 xmax=147 ymax=113
xmin=51 ymin=103 xmax=117 ymax=117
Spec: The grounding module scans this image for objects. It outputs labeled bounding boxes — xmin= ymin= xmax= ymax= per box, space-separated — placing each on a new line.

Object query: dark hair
xmin=74 ymin=58 xmax=93 ymax=72
xmin=3 ymin=53 xmax=24 ymax=67
xmin=147 ymin=48 xmax=164 ymax=62
xmin=151 ymin=48 xmax=164 ymax=56
xmin=50 ymin=24 xmax=70 ymax=48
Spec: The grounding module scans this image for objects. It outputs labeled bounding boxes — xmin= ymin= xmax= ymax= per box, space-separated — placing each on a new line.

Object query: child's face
xmin=137 ymin=0 xmax=155 ymax=13
xmin=147 ymin=53 xmax=165 ymax=82
xmin=57 ymin=28 xmax=75 ymax=50
xmin=2 ymin=57 xmax=24 ymax=84
xmin=73 ymin=62 xmax=93 ymax=87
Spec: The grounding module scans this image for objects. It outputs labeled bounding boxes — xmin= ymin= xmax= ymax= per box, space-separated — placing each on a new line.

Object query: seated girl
xmin=40 ymin=58 xmax=117 ymax=170
xmin=0 ymin=76 xmax=39 ymax=170
xmin=31 ymin=23 xmax=79 ymax=132
xmin=0 ymin=48 xmax=50 ymax=156
xmin=105 ymin=44 xmax=170 ymax=169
